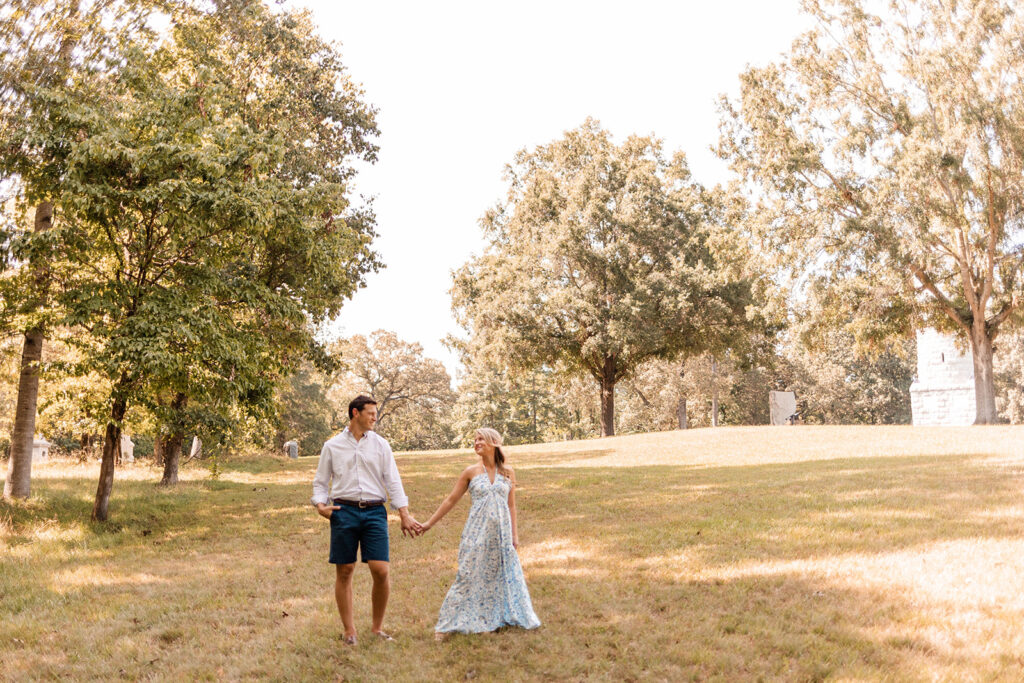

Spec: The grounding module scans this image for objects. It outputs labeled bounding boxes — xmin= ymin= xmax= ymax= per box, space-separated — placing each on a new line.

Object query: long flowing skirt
xmin=435 ymin=474 xmax=541 ymax=633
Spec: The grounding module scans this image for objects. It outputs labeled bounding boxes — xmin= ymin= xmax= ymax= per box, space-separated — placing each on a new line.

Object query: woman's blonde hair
xmin=475 ymin=427 xmax=510 ymax=478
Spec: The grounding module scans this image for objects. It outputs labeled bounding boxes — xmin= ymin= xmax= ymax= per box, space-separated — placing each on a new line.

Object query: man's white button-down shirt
xmin=311 ymin=428 xmax=409 ymax=510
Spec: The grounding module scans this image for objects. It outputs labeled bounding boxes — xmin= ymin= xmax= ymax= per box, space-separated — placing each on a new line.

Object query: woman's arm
xmin=507 ymin=469 xmax=518 ymax=549
xmin=423 ymin=468 xmax=473 ymax=530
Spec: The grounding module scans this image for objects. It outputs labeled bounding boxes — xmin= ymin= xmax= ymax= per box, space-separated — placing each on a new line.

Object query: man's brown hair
xmin=348 ymin=395 xmax=377 ymax=420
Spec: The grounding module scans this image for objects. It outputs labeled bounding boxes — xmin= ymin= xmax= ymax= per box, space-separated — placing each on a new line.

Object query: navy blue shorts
xmin=329 ymin=504 xmax=389 ymax=564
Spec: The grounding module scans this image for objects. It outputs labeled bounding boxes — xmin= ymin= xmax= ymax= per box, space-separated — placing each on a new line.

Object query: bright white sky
xmin=297 ymin=0 xmax=809 ymax=380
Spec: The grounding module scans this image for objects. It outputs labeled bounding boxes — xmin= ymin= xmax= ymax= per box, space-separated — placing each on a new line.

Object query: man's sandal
xmin=342 ymin=634 xmax=357 ymax=646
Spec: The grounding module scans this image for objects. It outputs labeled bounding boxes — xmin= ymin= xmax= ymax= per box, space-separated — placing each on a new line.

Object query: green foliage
xmin=995 ymin=330 xmax=1024 ymax=423
xmin=131 ymin=432 xmax=154 ymax=459
xmin=450 ymin=360 xmax=573 ymax=446
xmin=330 ymin=331 xmax=455 ymax=451
xmin=1 ymin=0 xmax=381 ymax=513
xmin=274 ymin=363 xmax=333 ymax=457
xmin=12 ymin=0 xmax=378 ymax=419
xmin=452 ymin=119 xmax=757 ymax=434
xmin=717 ymin=0 xmax=1024 ymax=421
xmin=780 ymin=330 xmax=915 ymax=425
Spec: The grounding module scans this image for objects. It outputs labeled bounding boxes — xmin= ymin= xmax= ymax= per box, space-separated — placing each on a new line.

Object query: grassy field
xmin=2 ymin=425 xmax=1024 ymax=681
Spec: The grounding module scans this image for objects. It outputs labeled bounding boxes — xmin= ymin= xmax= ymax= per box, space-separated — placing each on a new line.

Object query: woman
xmin=422 ymin=427 xmax=541 ymax=639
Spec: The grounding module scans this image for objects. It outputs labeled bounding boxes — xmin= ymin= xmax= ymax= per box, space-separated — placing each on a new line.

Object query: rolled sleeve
xmin=380 ymin=440 xmax=409 ymax=510
xmin=311 ymin=443 xmax=332 ymax=506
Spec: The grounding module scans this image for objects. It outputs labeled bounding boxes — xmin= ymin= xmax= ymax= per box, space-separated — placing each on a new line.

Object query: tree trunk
xmin=711 ymin=356 xmax=720 ymax=427
xmin=4 ymin=330 xmax=44 ymax=500
xmin=970 ymin=325 xmax=999 ymax=424
xmin=92 ymin=396 xmax=127 ymax=522
xmin=676 ymin=396 xmax=688 ymax=430
xmin=153 ymin=438 xmax=164 ymax=467
xmin=159 ymin=431 xmax=184 ymax=486
xmin=530 ymin=374 xmax=538 ymax=442
xmin=4 ymin=2 xmax=80 ymax=499
xmin=160 ymin=393 xmax=187 ymax=486
xmin=3 ymin=202 xmax=54 ymax=501
xmin=599 ymin=356 xmax=616 ymax=437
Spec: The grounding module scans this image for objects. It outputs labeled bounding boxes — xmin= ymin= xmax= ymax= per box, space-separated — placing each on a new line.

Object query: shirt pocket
xmin=332 ymin=451 xmax=355 ymax=480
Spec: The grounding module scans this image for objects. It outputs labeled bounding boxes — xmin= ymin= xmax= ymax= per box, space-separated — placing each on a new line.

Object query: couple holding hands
xmin=311 ymin=395 xmax=541 ymax=644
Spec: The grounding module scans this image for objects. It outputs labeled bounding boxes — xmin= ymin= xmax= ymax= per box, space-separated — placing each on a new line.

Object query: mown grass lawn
xmin=2 ymin=426 xmax=1023 ymax=681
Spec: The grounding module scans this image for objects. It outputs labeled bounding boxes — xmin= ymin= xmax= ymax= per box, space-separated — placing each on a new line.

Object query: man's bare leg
xmin=335 ymin=563 xmax=357 ymax=641
xmin=367 ymin=560 xmax=390 ymax=635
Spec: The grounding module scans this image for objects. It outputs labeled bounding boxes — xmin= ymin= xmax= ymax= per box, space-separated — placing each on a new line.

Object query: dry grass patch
xmin=1 ymin=426 xmax=1023 ymax=681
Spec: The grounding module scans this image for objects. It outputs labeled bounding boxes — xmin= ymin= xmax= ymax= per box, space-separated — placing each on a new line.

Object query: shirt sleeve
xmin=311 ymin=442 xmax=333 ymax=506
xmin=380 ymin=439 xmax=409 ymax=510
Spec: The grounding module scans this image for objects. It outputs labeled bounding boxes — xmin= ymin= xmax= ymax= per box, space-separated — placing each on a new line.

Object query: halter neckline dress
xmin=435 ymin=472 xmax=541 ymax=634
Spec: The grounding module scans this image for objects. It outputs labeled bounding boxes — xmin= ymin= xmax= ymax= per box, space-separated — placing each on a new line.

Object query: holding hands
xmin=400 ymin=509 xmax=425 ymax=537
xmin=316 ymin=503 xmax=427 ymax=537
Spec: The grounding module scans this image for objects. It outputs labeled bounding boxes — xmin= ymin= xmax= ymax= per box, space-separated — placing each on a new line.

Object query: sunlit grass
xmin=2 ymin=426 xmax=1023 ymax=680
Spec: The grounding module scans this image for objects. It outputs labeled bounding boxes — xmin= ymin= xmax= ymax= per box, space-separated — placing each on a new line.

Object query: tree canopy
xmin=1 ymin=0 xmax=380 ymax=517
xmin=330 ymin=330 xmax=455 ymax=451
xmin=452 ymin=119 xmax=757 ymax=435
xmin=718 ymin=0 xmax=1024 ymax=423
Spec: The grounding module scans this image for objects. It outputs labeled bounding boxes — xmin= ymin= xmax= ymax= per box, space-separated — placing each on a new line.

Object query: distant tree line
xmin=7 ymin=323 xmax=1021 ymax=463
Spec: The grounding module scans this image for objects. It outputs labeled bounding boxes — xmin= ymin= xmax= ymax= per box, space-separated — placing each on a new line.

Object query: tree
xmin=779 ymin=328 xmax=916 ymax=425
xmin=0 ymin=0 xmax=84 ymax=499
xmin=718 ymin=0 xmax=1024 ymax=424
xmin=274 ymin=362 xmax=334 ymax=457
xmin=618 ymin=343 xmax=780 ymax=432
xmin=7 ymin=0 xmax=380 ymax=518
xmin=452 ymin=119 xmax=755 ymax=436
xmin=450 ymin=355 xmax=572 ymax=446
xmin=995 ymin=329 xmax=1024 ymax=423
xmin=2 ymin=204 xmax=53 ymax=498
xmin=330 ymin=330 xmax=455 ymax=450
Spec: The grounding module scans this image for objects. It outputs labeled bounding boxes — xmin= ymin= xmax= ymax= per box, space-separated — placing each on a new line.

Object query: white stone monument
xmin=910 ymin=329 xmax=976 ymax=425
xmin=32 ymin=436 xmax=51 ymax=463
xmin=283 ymin=440 xmax=298 ymax=459
xmin=769 ymin=391 xmax=798 ymax=425
xmin=189 ymin=436 xmax=202 ymax=460
xmin=120 ymin=433 xmax=135 ymax=463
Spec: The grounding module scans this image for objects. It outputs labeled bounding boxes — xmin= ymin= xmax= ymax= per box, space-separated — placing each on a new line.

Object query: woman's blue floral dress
xmin=435 ymin=472 xmax=541 ymax=633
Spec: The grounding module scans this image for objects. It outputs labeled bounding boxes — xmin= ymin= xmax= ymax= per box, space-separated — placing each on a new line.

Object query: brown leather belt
xmin=333 ymin=498 xmax=385 ymax=508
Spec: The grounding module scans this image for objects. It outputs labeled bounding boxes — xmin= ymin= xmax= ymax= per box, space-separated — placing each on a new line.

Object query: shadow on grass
xmin=2 ymin=450 xmax=1023 ymax=679
xmin=514 ymin=453 xmax=1024 ymax=567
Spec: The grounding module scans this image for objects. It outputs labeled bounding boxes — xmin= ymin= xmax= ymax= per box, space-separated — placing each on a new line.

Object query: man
xmin=312 ymin=395 xmax=422 ymax=645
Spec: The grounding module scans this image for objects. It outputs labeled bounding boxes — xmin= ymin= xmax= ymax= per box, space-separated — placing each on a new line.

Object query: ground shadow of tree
xmin=3 ymin=451 xmax=1024 ymax=679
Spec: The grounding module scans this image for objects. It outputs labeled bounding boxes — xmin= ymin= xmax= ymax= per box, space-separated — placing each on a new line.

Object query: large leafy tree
xmin=452 ymin=119 xmax=755 ymax=436
xmin=6 ymin=0 xmax=379 ymax=518
xmin=449 ymin=353 xmax=571 ymax=446
xmin=718 ymin=0 xmax=1024 ymax=424
xmin=0 ymin=0 xmax=151 ymax=499
xmin=330 ymin=330 xmax=455 ymax=449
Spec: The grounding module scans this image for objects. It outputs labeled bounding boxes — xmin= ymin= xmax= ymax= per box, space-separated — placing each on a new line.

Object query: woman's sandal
xmin=434 ymin=631 xmax=452 ymax=642
xmin=342 ymin=634 xmax=357 ymax=646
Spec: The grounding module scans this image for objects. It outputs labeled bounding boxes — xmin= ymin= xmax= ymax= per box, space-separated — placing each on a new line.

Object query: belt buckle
xmin=358 ymin=500 xmax=368 ymax=508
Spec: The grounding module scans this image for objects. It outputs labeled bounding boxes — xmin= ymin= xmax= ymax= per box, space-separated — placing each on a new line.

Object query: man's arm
xmin=380 ymin=440 xmax=421 ymax=536
xmin=311 ymin=444 xmax=337 ymax=519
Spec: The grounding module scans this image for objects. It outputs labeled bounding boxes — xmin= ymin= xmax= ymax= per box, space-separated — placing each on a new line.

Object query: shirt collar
xmin=342 ymin=426 xmax=373 ymax=444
